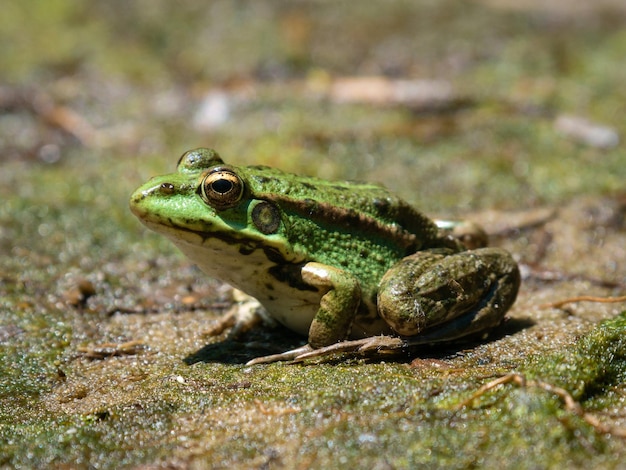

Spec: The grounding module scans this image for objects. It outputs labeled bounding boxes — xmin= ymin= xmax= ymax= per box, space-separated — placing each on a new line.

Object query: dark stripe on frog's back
xmin=276 ymin=196 xmax=435 ymax=253
xmin=244 ymin=170 xmax=439 ymax=253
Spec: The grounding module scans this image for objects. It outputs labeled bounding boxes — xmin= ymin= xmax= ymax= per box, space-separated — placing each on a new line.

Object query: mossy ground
xmin=1 ymin=1 xmax=625 ymax=468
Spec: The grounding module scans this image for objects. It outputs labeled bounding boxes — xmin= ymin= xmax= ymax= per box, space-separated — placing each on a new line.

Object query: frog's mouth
xmin=132 ymin=201 xmax=315 ymax=300
xmin=130 ymin=195 xmax=305 ymax=268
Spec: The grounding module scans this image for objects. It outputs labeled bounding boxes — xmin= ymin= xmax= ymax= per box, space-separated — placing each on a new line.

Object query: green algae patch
xmin=429 ymin=312 xmax=626 ymax=468
xmin=9 ymin=310 xmax=618 ymax=470
xmin=527 ymin=311 xmax=626 ymax=401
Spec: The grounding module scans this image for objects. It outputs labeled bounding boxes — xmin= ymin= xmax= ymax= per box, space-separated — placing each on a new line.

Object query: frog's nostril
xmin=159 ymin=182 xmax=175 ymax=195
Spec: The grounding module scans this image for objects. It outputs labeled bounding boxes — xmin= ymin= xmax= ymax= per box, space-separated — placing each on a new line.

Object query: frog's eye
xmin=200 ymin=169 xmax=244 ymax=210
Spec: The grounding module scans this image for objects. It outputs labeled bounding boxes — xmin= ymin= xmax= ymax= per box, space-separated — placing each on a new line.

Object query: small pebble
xmin=554 ymin=114 xmax=619 ymax=149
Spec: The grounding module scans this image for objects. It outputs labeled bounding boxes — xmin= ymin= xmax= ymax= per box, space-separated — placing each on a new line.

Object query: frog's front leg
xmin=302 ymin=262 xmax=362 ymax=347
xmin=377 ymin=247 xmax=520 ymax=341
xmin=245 ymin=262 xmax=361 ymax=365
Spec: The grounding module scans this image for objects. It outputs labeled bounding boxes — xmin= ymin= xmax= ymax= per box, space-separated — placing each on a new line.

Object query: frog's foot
xmin=292 ymin=336 xmax=406 ymax=362
xmin=245 ymin=336 xmax=407 ymax=365
xmin=203 ymin=291 xmax=273 ymax=339
xmin=435 ymin=219 xmax=488 ymax=250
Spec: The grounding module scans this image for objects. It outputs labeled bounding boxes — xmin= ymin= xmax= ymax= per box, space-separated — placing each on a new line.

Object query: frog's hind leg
xmin=377 ymin=247 xmax=521 ymax=342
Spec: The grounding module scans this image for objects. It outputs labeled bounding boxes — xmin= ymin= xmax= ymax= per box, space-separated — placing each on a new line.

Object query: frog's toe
xmin=245 ymin=344 xmax=314 ymax=365
xmin=354 ymin=335 xmax=406 ymax=353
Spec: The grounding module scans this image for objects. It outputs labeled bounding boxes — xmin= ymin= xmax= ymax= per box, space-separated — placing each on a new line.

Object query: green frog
xmin=130 ymin=148 xmax=520 ymax=364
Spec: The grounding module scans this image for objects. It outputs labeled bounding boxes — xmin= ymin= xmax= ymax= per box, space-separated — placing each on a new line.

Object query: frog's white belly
xmin=166 ymin=230 xmax=392 ymax=339
xmin=170 ymin=235 xmax=322 ymax=336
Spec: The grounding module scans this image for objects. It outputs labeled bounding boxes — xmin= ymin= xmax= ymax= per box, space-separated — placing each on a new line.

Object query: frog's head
xmin=130 ymin=148 xmax=298 ymax=261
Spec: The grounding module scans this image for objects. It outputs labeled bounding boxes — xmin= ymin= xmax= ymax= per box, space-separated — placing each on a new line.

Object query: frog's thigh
xmin=377 ymin=247 xmax=520 ymax=338
xmin=301 ymin=262 xmax=361 ymax=348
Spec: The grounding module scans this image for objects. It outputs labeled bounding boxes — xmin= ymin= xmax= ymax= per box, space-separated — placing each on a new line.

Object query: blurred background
xmin=2 ymin=0 xmax=624 ymax=213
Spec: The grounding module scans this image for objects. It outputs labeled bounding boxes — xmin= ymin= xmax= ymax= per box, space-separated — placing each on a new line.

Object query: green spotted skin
xmin=130 ymin=148 xmax=520 ymax=350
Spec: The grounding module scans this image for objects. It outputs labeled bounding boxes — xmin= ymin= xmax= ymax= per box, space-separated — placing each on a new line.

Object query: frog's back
xmin=244 ymin=165 xmax=438 ymax=243
xmin=241 ymin=165 xmax=440 ymax=288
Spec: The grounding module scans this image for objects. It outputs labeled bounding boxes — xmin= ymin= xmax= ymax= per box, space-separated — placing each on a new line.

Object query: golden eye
xmin=200 ymin=169 xmax=244 ymax=210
